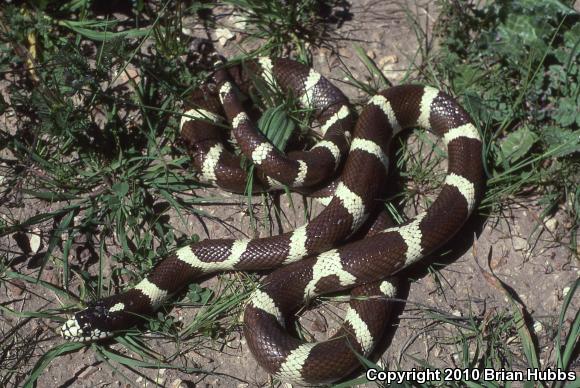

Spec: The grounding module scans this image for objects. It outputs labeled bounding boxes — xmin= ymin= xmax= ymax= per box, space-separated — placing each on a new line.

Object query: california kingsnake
xmin=61 ymin=57 xmax=484 ymax=385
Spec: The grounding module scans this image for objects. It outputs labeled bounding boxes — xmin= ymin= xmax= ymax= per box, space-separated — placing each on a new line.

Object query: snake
xmin=60 ymin=57 xmax=484 ymax=385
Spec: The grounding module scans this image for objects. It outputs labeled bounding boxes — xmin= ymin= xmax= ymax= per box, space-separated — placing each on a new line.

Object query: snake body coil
xmin=61 ymin=57 xmax=484 ymax=385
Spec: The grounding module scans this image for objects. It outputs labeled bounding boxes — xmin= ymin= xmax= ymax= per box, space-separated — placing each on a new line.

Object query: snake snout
xmin=60 ymin=305 xmax=114 ymax=342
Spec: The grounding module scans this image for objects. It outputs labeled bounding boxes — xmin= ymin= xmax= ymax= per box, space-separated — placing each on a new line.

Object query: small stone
xmin=29 ymin=228 xmax=42 ymax=253
xmin=512 ymin=237 xmax=529 ymax=251
xmin=366 ymin=49 xmax=376 ymax=59
xmin=378 ymin=55 xmax=398 ymax=67
xmin=378 ymin=55 xmax=401 ymax=80
xmin=533 ymin=321 xmax=543 ymax=333
xmin=563 ymin=286 xmax=571 ymax=297
xmin=124 ymin=65 xmax=140 ymax=84
xmin=338 ymin=47 xmax=350 ymax=58
xmin=230 ymin=14 xmax=247 ymax=30
xmin=544 ymin=217 xmax=558 ymax=233
xmin=215 ymin=28 xmax=235 ymax=46
xmin=181 ymin=27 xmax=194 ymax=36
xmin=171 ymin=379 xmax=185 ymax=388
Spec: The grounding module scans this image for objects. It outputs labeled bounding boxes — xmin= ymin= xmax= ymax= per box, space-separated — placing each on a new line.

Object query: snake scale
xmin=61 ymin=57 xmax=484 ymax=385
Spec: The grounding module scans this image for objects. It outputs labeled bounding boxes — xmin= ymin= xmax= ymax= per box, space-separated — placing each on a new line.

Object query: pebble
xmin=563 ymin=286 xmax=571 ymax=297
xmin=215 ymin=28 xmax=235 ymax=46
xmin=512 ymin=237 xmax=529 ymax=251
xmin=378 ymin=54 xmax=398 ymax=68
xmin=338 ymin=47 xmax=350 ymax=58
xmin=29 ymin=228 xmax=42 ymax=254
xmin=171 ymin=379 xmax=185 ymax=388
xmin=229 ymin=14 xmax=247 ymax=30
xmin=544 ymin=217 xmax=558 ymax=232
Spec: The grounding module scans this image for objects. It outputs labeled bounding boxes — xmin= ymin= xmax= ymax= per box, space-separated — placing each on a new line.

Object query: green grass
xmin=0 ymin=0 xmax=578 ymax=387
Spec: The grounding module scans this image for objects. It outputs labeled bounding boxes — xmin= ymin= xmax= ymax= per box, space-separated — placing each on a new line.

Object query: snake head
xmin=60 ymin=300 xmax=123 ymax=342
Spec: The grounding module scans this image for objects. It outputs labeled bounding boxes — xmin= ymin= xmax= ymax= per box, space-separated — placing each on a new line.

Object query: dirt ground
xmin=1 ymin=1 xmax=579 ymax=387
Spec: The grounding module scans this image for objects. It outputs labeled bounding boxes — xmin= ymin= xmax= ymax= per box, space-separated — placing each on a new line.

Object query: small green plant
xmin=434 ymin=0 xmax=579 ymax=254
xmin=220 ymin=0 xmax=349 ymax=57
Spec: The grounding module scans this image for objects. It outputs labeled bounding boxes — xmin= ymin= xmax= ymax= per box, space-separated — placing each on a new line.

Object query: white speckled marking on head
xmin=219 ymin=81 xmax=233 ymax=103
xmin=350 ymin=138 xmax=389 ymax=171
xmin=311 ymin=140 xmax=341 ymax=167
xmin=250 ymin=289 xmax=283 ymax=324
xmin=304 ymin=249 xmax=356 ymax=299
xmin=109 ymin=302 xmax=125 ymax=313
xmin=299 ymin=69 xmax=322 ymax=107
xmin=369 ymin=95 xmax=402 ymax=134
xmin=176 ymin=239 xmax=250 ymax=271
xmin=258 ymin=57 xmax=276 ymax=87
xmin=379 ymin=280 xmax=397 ymax=297
xmin=445 ymin=173 xmax=476 ymax=213
xmin=180 ymin=108 xmax=221 ymax=130
xmin=344 ymin=306 xmax=374 ymax=352
xmin=135 ymin=278 xmax=169 ymax=309
xmin=251 ymin=142 xmax=274 ymax=165
xmin=383 ymin=213 xmax=427 ymax=266
xmin=334 ymin=182 xmax=367 ymax=232
xmin=232 ymin=112 xmax=249 ymax=129
xmin=200 ymin=143 xmax=224 ymax=183
xmin=276 ymin=343 xmax=316 ymax=383
xmin=443 ymin=123 xmax=481 ymax=146
xmin=320 ymin=105 xmax=350 ymax=135
xmin=94 ymin=329 xmax=109 ymax=340
xmin=284 ymin=225 xmax=309 ymax=264
xmin=417 ymin=87 xmax=439 ymax=128
xmin=293 ymin=160 xmax=308 ymax=186
xmin=61 ymin=319 xmax=82 ymax=339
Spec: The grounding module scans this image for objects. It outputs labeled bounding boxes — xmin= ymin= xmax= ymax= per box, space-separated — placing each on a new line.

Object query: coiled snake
xmin=61 ymin=57 xmax=484 ymax=385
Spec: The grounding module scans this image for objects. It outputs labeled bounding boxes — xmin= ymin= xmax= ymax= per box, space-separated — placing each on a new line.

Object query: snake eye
xmin=81 ymin=324 xmax=93 ymax=336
